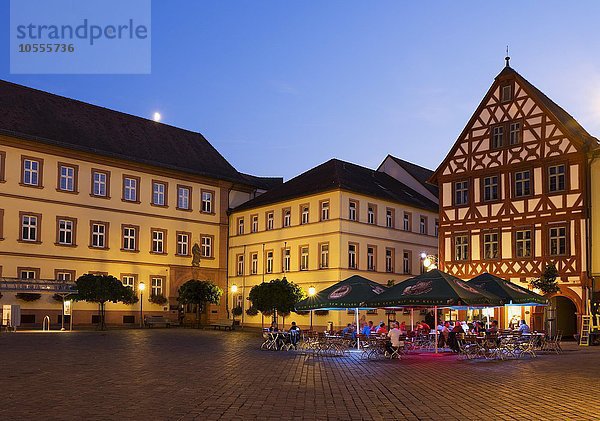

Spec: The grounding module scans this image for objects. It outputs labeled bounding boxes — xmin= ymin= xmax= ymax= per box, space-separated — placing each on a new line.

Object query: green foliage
xmin=232 ymin=306 xmax=243 ymax=317
xmin=122 ymin=287 xmax=139 ymax=305
xmin=75 ymin=274 xmax=136 ymax=329
xmin=15 ymin=293 xmax=41 ymax=302
xmin=387 ymin=280 xmax=395 ymax=287
xmin=149 ymin=294 xmax=168 ymax=305
xmin=52 ymin=293 xmax=64 ymax=303
xmin=177 ymin=280 xmax=223 ymax=306
xmin=530 ymin=263 xmax=561 ymax=294
xmin=248 ymin=278 xmax=304 ymax=315
xmin=245 ymin=306 xmax=259 ymax=316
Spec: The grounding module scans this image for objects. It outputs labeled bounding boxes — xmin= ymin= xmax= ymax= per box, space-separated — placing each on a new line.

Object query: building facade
xmin=0 ymin=80 xmax=274 ymax=327
xmin=228 ymin=158 xmax=439 ymax=329
xmin=431 ymin=63 xmax=599 ymax=335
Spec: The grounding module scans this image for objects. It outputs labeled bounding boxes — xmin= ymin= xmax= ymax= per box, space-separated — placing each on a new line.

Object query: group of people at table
xmin=268 ymin=317 xmax=533 ymax=354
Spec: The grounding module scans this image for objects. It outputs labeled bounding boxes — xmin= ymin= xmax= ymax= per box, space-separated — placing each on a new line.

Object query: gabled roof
xmin=0 ymin=79 xmax=253 ymax=185
xmin=239 ymin=173 xmax=284 ymax=191
xmin=430 ymin=65 xmax=600 ymax=184
xmin=386 ymin=154 xmax=439 ymax=197
xmin=232 ymin=158 xmax=439 ymax=212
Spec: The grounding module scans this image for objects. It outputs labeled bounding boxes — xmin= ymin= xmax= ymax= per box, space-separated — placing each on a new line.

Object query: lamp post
xmin=231 ymin=284 xmax=238 ymax=325
xmin=420 ymin=252 xmax=438 ymax=272
xmin=308 ymin=286 xmax=316 ymax=332
xmin=139 ymin=282 xmax=146 ymax=328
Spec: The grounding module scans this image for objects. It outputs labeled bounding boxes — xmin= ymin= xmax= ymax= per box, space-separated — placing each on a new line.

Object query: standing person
xmin=289 ymin=321 xmax=301 ymax=349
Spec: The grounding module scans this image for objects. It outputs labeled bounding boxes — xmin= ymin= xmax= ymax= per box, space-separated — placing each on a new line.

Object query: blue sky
xmin=2 ymin=1 xmax=600 ymax=180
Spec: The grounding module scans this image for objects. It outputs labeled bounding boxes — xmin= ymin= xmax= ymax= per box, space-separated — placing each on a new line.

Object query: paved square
xmin=0 ymin=329 xmax=598 ymax=420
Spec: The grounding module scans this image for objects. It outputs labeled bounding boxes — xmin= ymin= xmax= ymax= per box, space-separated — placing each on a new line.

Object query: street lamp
xmin=139 ymin=282 xmax=146 ymax=328
xmin=231 ymin=284 xmax=238 ymax=324
xmin=420 ymin=253 xmax=438 ymax=271
xmin=308 ymin=286 xmax=316 ymax=332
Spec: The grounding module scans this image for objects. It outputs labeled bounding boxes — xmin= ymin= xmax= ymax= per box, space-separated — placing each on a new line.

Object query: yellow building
xmin=228 ymin=157 xmax=439 ymax=330
xmin=0 ymin=80 xmax=276 ymax=327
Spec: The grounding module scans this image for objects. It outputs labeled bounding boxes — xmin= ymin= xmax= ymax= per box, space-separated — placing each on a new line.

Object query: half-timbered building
xmin=431 ymin=60 xmax=599 ymax=335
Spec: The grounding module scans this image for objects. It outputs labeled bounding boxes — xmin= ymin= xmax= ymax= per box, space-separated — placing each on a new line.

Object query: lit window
xmin=515 ymin=230 xmax=532 ymax=258
xmin=483 ymin=233 xmax=499 ymax=260
xmin=455 ymin=235 xmax=469 ymax=261
xmin=549 ymin=226 xmax=567 ymax=256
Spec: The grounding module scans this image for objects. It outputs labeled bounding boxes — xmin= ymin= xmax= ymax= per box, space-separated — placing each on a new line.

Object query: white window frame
xmin=124 ymin=177 xmax=137 ymax=202
xmin=348 ymin=244 xmax=357 ymax=269
xmin=251 ymin=253 xmax=259 ymax=274
xmin=201 ymin=236 xmax=212 ymax=257
xmin=266 ymin=251 xmax=274 ymax=273
xmin=300 ymin=247 xmax=309 ymax=271
xmin=59 ymin=165 xmax=75 ymax=192
xmin=151 ymin=230 xmax=165 ymax=253
xmin=23 ymin=159 xmax=40 ymax=186
xmin=321 ymin=201 xmax=329 ymax=221
xmin=91 ymin=223 xmax=106 ymax=248
xmin=123 ymin=226 xmax=136 ymax=251
xmin=177 ymin=187 xmax=190 ymax=210
xmin=201 ymin=191 xmax=213 ymax=213
xmin=58 ymin=219 xmax=73 ymax=245
xmin=93 ymin=171 xmax=108 ymax=197
xmin=320 ymin=244 xmax=329 ymax=269
xmin=151 ymin=277 xmax=163 ymax=296
xmin=22 ymin=215 xmax=38 ymax=242
xmin=152 ymin=182 xmax=166 ymax=206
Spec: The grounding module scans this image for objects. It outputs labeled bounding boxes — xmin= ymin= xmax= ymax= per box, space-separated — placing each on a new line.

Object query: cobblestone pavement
xmin=0 ymin=329 xmax=599 ymax=420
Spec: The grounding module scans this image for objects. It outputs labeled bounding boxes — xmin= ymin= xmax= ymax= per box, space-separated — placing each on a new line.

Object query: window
xmin=455 ymin=235 xmax=469 ymax=261
xmin=483 ymin=176 xmax=499 ymax=201
xmin=237 ymin=218 xmax=244 ymax=235
xmin=501 ymin=84 xmax=512 ymax=102
xmin=483 ymin=232 xmax=499 ymax=260
xmin=176 ymin=232 xmax=190 ymax=256
xmin=123 ymin=176 xmax=139 ymax=202
xmin=454 ymin=181 xmax=469 ymax=205
xmin=56 ymin=271 xmax=74 ymax=282
xmin=201 ymin=190 xmax=214 ymax=213
xmin=20 ymin=213 xmax=40 ymax=242
xmin=548 ymin=164 xmax=566 ymax=192
xmin=283 ymin=249 xmax=290 ymax=272
xmin=514 ymin=170 xmax=531 ymax=197
xmin=402 ymin=251 xmax=410 ymax=274
xmin=266 ymin=212 xmax=274 ymax=230
xmin=283 ymin=208 xmax=291 ymax=227
xmin=434 ymin=219 xmax=439 ymax=237
xmin=320 ymin=201 xmax=330 ymax=221
xmin=122 ymin=275 xmax=135 ymax=290
xmin=237 ymin=254 xmax=244 ymax=275
xmin=266 ymin=251 xmax=273 ymax=273
xmin=301 ymin=205 xmax=309 ymax=224
xmin=201 ymin=236 xmax=212 ymax=257
xmin=20 ymin=269 xmax=38 ymax=279
xmin=122 ymin=225 xmax=138 ymax=251
xmin=492 ymin=126 xmax=504 ymax=149
xmin=300 ymin=246 xmax=309 ymax=271
xmin=403 ymin=213 xmax=411 ymax=231
xmin=385 ymin=248 xmax=394 ymax=273
xmin=349 ymin=201 xmax=357 ymax=221
xmin=367 ymin=246 xmax=375 ymax=271
xmin=22 ymin=157 xmax=42 ymax=187
xmin=151 ymin=229 xmax=166 ymax=254
xmin=177 ymin=186 xmax=191 ymax=210
xmin=90 ymin=222 xmax=108 ymax=249
xmin=386 ymin=208 xmax=394 ymax=228
xmin=57 ymin=218 xmax=75 ymax=246
xmin=58 ymin=164 xmax=77 ymax=192
xmin=152 ymin=181 xmax=167 ymax=206
xmin=549 ymin=226 xmax=567 ymax=256
xmin=515 ymin=229 xmax=532 ymax=258
xmin=319 ymin=244 xmax=329 ymax=269
xmin=509 ymin=122 xmax=521 ymax=145
xmin=251 ymin=215 xmax=259 ymax=233
xmin=92 ymin=170 xmax=109 ymax=197
xmin=251 ymin=253 xmax=259 ymax=274
xmin=367 ymin=205 xmax=376 ymax=225
xmin=419 ymin=216 xmax=427 ymax=234
xmin=151 ymin=277 xmax=163 ymax=296
xmin=348 ymin=243 xmax=357 ymax=269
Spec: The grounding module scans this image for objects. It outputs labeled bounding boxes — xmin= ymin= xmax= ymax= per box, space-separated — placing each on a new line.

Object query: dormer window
xmin=501 ymin=84 xmax=512 ymax=102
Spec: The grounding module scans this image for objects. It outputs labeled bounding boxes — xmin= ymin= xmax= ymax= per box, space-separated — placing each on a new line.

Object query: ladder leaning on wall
xmin=579 ymin=315 xmax=592 ymax=346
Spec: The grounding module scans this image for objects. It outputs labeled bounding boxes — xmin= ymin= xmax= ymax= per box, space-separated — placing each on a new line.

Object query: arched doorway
xmin=548 ymin=296 xmax=577 ymax=339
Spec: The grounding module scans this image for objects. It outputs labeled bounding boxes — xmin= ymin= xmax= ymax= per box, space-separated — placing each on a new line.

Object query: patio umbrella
xmin=295 ymin=275 xmax=387 ymax=349
xmin=468 ymin=273 xmax=547 ymax=306
xmin=295 ymin=275 xmax=387 ymax=311
xmin=364 ymin=269 xmax=503 ymax=353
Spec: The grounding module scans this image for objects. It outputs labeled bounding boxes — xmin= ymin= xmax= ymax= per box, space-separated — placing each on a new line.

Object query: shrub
xmin=149 ymin=294 xmax=168 ymax=305
xmin=232 ymin=306 xmax=243 ymax=317
xmin=245 ymin=306 xmax=259 ymax=316
xmin=16 ymin=293 xmax=41 ymax=302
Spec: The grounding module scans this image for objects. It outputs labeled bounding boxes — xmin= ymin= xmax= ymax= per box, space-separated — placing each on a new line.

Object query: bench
xmin=209 ymin=319 xmax=234 ymax=331
xmin=144 ymin=316 xmax=179 ymax=328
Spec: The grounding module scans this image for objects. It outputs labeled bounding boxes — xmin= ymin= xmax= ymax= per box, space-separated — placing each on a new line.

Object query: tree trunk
xmin=100 ymin=302 xmax=106 ymax=331
xmin=197 ymin=303 xmax=201 ymax=329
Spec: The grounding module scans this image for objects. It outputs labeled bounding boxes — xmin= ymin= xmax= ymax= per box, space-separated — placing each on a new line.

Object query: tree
xmin=15 ymin=293 xmax=41 ymax=302
xmin=75 ymin=274 xmax=134 ymax=330
xmin=177 ymin=280 xmax=223 ymax=327
xmin=248 ymin=278 xmax=304 ymax=323
xmin=530 ymin=263 xmax=561 ymax=295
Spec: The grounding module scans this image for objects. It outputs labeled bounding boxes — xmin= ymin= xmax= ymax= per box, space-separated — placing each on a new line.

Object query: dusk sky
xmin=2 ymin=1 xmax=600 ymax=180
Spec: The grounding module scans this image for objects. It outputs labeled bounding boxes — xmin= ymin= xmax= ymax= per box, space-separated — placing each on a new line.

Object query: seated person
xmin=518 ymin=320 xmax=531 ymax=334
xmin=376 ymin=322 xmax=388 ymax=335
xmin=487 ymin=320 xmax=499 ymax=334
xmin=399 ymin=321 xmax=407 ymax=335
xmin=386 ymin=322 xmax=403 ymax=355
xmin=417 ymin=320 xmax=431 ymax=335
xmin=269 ymin=322 xmax=279 ymax=332
xmin=449 ymin=321 xmax=465 ymax=352
xmin=361 ymin=321 xmax=372 ymax=336
xmin=438 ymin=321 xmax=451 ymax=348
xmin=342 ymin=323 xmax=353 ymax=336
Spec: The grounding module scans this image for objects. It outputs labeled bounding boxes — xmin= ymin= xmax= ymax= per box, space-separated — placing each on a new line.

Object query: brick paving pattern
xmin=0 ymin=329 xmax=599 ymax=420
